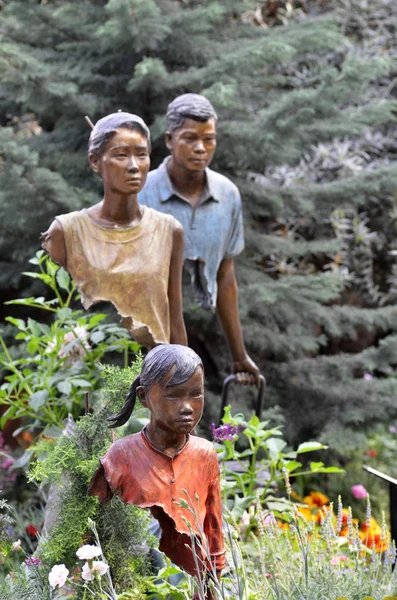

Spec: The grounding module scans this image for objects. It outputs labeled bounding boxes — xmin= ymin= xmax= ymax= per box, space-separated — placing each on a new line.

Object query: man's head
xmin=166 ymin=94 xmax=218 ymax=134
xmin=166 ymin=94 xmax=218 ymax=173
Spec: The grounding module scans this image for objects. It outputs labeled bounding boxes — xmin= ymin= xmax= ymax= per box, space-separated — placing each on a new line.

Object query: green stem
xmin=124 ymin=343 xmax=128 ymax=369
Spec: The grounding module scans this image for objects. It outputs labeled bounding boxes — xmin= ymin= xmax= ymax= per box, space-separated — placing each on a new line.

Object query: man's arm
xmin=168 ymin=220 xmax=188 ymax=345
xmin=216 ymin=257 xmax=260 ymax=385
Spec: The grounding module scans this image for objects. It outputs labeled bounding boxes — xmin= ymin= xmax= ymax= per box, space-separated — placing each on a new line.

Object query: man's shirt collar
xmin=158 ymin=157 xmax=220 ymax=203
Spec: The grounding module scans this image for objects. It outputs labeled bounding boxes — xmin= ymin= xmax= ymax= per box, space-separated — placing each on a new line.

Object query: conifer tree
xmin=1 ymin=0 xmax=397 ymax=449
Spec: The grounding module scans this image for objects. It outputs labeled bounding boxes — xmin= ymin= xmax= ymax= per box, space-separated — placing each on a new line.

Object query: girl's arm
xmin=41 ymin=219 xmax=67 ymax=268
xmin=168 ymin=220 xmax=188 ymax=345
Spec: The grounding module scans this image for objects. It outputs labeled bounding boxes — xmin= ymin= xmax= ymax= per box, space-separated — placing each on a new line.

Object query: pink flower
xmin=25 ymin=557 xmax=41 ymax=566
xmin=76 ymin=544 xmax=102 ymax=561
xmin=48 ymin=564 xmax=69 ymax=589
xmin=330 ymin=555 xmax=348 ymax=565
xmin=81 ymin=560 xmax=109 ymax=581
xmin=12 ymin=540 xmax=21 ymax=551
xmin=263 ymin=514 xmax=277 ymax=527
xmin=363 ymin=373 xmax=373 ymax=381
xmin=351 ymin=484 xmax=368 ymax=499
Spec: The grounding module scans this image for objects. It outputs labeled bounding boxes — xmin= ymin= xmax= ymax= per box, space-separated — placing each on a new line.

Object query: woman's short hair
xmin=88 ymin=112 xmax=151 ymax=158
xmin=107 ymin=344 xmax=203 ymax=428
xmin=166 ymin=94 xmax=218 ymax=134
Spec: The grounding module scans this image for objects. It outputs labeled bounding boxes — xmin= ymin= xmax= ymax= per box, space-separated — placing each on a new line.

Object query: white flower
xmin=48 ymin=564 xmax=69 ymax=589
xmin=76 ymin=544 xmax=102 ymax=560
xmin=12 ymin=539 xmax=21 ymax=551
xmin=81 ymin=560 xmax=109 ymax=581
xmin=58 ymin=327 xmax=91 ymax=364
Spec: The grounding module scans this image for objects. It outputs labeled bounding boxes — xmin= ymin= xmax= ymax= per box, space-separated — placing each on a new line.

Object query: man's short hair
xmin=166 ymin=94 xmax=218 ymax=134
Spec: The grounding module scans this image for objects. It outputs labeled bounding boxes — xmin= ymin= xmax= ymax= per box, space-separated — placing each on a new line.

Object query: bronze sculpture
xmin=88 ymin=344 xmax=225 ymax=591
xmin=41 ymin=112 xmax=187 ymax=348
xmin=139 ymin=95 xmax=260 ymax=383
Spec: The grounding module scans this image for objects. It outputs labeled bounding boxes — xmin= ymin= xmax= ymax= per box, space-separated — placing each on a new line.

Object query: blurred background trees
xmin=1 ymin=0 xmax=397 ymax=454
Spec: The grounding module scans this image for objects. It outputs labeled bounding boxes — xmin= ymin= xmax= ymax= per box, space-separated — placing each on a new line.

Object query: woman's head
xmin=88 ymin=112 xmax=151 ymax=159
xmin=107 ymin=345 xmax=203 ymax=429
xmin=88 ymin=113 xmax=151 ymax=195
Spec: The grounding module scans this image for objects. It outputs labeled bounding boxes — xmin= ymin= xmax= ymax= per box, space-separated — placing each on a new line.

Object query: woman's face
xmin=138 ymin=367 xmax=204 ymax=436
xmin=89 ymin=128 xmax=150 ymax=195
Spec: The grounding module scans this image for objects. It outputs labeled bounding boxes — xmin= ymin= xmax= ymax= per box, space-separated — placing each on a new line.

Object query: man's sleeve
xmin=224 ymin=187 xmax=245 ymax=259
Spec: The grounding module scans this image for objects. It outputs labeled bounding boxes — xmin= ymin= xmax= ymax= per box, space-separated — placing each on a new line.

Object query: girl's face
xmin=138 ymin=367 xmax=204 ymax=436
xmin=89 ymin=128 xmax=150 ymax=196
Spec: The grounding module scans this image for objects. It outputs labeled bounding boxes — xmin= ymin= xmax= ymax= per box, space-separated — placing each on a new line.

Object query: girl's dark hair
xmin=107 ymin=344 xmax=203 ymax=428
xmin=88 ymin=112 xmax=151 ymax=159
xmin=166 ymin=93 xmax=218 ymax=134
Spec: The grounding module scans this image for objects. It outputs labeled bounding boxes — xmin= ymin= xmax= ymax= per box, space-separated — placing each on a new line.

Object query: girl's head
xmin=88 ymin=113 xmax=151 ymax=195
xmin=88 ymin=112 xmax=151 ymax=159
xmin=107 ymin=345 xmax=204 ymax=430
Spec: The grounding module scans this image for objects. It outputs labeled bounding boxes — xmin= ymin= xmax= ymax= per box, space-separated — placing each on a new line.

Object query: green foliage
xmin=213 ymin=408 xmax=343 ymax=523
xmin=0 ymin=251 xmax=140 ymax=441
xmin=27 ymin=358 xmax=151 ymax=594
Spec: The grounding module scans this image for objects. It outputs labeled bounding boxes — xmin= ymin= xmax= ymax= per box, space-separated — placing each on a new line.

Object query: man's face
xmin=139 ymin=367 xmax=204 ymax=436
xmin=166 ymin=118 xmax=217 ymax=173
xmin=89 ymin=128 xmax=150 ymax=195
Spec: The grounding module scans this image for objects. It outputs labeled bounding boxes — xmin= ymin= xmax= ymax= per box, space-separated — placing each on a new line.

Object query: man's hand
xmin=232 ymin=354 xmax=260 ymax=386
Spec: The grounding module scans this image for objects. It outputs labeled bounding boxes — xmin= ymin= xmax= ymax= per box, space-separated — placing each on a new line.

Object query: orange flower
xmin=359 ymin=517 xmax=388 ymax=552
xmin=303 ymin=491 xmax=330 ymax=508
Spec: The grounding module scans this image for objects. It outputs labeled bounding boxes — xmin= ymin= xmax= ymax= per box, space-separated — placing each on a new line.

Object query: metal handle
xmin=218 ymin=374 xmax=266 ymax=425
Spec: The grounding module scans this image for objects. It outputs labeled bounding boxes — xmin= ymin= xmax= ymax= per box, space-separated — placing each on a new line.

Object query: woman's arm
xmin=168 ymin=220 xmax=188 ymax=345
xmin=41 ymin=220 xmax=67 ymax=269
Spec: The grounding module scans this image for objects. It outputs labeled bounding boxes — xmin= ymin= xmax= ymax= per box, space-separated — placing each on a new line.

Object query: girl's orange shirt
xmin=88 ymin=429 xmax=225 ymax=576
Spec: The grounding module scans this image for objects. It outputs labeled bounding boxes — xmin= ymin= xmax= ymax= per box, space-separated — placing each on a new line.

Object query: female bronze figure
xmin=42 ymin=113 xmax=187 ymax=348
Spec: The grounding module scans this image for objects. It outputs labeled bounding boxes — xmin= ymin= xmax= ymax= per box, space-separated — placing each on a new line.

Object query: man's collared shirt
xmin=139 ymin=157 xmax=244 ymax=310
xmin=88 ymin=430 xmax=225 ymax=576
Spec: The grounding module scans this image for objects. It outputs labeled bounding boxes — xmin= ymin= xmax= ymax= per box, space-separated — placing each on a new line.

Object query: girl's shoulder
xmin=188 ymin=435 xmax=218 ymax=459
xmin=105 ymin=432 xmax=144 ymax=457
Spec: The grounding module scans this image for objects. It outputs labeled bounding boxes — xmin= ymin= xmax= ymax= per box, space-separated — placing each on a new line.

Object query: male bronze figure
xmin=139 ymin=95 xmax=259 ymax=384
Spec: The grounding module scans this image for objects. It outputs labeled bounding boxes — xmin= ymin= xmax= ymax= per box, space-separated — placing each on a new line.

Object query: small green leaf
xmin=27 ymin=339 xmax=38 ymax=355
xmin=56 ymin=267 xmax=71 ymax=291
xmin=43 ymin=425 xmax=64 ymax=439
xmin=29 ymin=390 xmax=49 ymax=410
xmin=315 ymin=466 xmax=344 ymax=473
xmin=90 ymin=330 xmax=106 ymax=344
xmin=27 ymin=318 xmax=41 ymax=337
xmin=57 ymin=381 xmax=72 ymax=395
xmin=12 ymin=450 xmax=33 ymax=469
xmin=56 ymin=307 xmax=73 ymax=320
xmin=297 ymin=441 xmax=327 ymax=453
xmin=88 ymin=314 xmax=107 ymax=328
xmin=15 ymin=332 xmax=27 ymax=340
xmin=5 ymin=317 xmax=26 ymax=330
xmin=70 ymin=379 xmax=92 ymax=388
xmin=310 ymin=461 xmax=324 ymax=471
xmin=266 ymin=437 xmax=287 ymax=454
xmin=285 ymin=460 xmax=302 ymax=473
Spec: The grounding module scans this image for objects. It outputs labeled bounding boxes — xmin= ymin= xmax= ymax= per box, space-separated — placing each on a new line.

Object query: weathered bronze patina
xmin=139 ymin=95 xmax=260 ymax=382
xmin=89 ymin=345 xmax=225 ymax=590
xmin=42 ymin=112 xmax=187 ymax=348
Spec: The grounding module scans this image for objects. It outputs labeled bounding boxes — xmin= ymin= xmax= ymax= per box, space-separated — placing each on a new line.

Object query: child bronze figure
xmin=88 ymin=344 xmax=225 ymax=585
